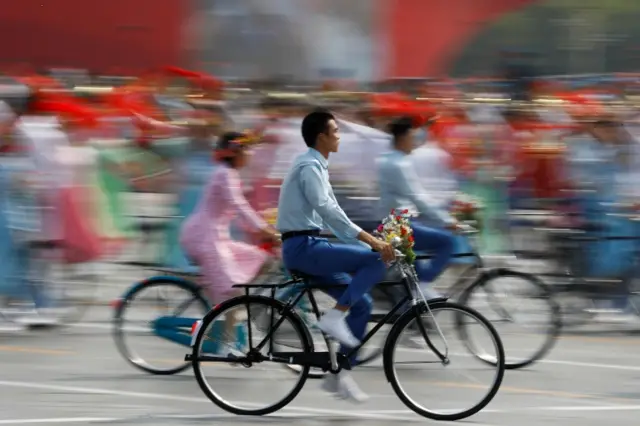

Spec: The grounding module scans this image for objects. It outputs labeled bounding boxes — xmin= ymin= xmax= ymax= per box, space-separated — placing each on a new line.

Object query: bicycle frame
xmin=117 ymin=275 xmax=209 ymax=348
xmin=544 ymin=233 xmax=640 ymax=295
xmin=187 ymin=271 xmax=449 ymax=372
xmin=152 ymin=293 xmax=206 ymax=347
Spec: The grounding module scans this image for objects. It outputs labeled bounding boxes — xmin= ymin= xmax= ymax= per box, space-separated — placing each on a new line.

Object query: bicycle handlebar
xmin=457 ymin=222 xmax=479 ymax=235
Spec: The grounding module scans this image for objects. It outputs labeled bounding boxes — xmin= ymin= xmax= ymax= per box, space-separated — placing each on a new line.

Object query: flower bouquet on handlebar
xmin=373 ymin=209 xmax=416 ymax=264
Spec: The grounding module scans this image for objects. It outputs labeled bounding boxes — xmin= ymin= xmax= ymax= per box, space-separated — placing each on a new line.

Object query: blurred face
xmin=231 ymin=147 xmax=249 ymax=169
xmin=591 ymin=121 xmax=623 ymax=144
xmin=317 ymin=119 xmax=340 ymax=153
xmin=396 ymin=128 xmax=416 ymax=154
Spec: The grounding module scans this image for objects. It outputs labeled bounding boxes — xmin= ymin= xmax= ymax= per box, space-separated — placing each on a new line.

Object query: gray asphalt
xmin=2 ymin=304 xmax=640 ymax=426
xmin=3 ymin=197 xmax=640 ymax=424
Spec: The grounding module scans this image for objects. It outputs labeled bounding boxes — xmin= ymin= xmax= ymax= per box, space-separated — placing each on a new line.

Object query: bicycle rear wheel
xmin=458 ymin=269 xmax=560 ymax=369
xmin=192 ymin=295 xmax=313 ymax=416
xmin=113 ymin=277 xmax=210 ymax=375
xmin=384 ymin=301 xmax=505 ymax=421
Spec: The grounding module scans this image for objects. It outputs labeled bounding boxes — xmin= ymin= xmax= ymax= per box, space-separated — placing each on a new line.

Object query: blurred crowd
xmin=2 ymin=65 xmax=640 ymax=327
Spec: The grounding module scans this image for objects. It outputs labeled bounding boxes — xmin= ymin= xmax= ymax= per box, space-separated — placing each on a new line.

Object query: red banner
xmin=0 ymin=0 xmax=187 ymax=74
xmin=381 ymin=0 xmax=538 ymax=78
xmin=0 ymin=0 xmax=539 ymax=78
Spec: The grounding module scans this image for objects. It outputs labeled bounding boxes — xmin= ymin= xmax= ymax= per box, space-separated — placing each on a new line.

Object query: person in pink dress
xmin=180 ymin=131 xmax=280 ymax=304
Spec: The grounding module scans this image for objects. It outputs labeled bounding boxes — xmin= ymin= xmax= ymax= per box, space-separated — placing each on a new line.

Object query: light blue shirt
xmin=276 ymin=148 xmax=362 ymax=243
xmin=377 ymin=149 xmax=454 ymax=226
xmin=566 ymin=136 xmax=640 ymax=199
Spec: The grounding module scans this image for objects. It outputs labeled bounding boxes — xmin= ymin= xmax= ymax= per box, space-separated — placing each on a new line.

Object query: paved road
xmin=2 ymin=305 xmax=640 ymax=425
xmin=3 ymin=196 xmax=640 ymax=424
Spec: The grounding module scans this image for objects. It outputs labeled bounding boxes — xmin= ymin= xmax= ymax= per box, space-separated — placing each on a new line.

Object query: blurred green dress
xmin=458 ymin=164 xmax=510 ymax=255
xmin=93 ymin=141 xmax=172 ymax=244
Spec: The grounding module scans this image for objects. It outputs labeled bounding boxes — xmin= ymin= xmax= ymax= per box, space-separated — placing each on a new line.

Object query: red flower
xmin=377 ymin=224 xmax=384 ymax=232
xmin=408 ymin=235 xmax=415 ymax=242
xmin=402 ymin=209 xmax=409 ymax=214
xmin=391 ymin=208 xmax=396 ymax=215
xmin=462 ymin=203 xmax=474 ymax=213
xmin=400 ymin=227 xmax=407 ymax=236
xmin=396 ymin=216 xmax=402 ymax=221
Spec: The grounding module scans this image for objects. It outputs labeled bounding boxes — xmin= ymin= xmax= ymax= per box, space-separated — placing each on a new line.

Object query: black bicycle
xmin=361 ymin=231 xmax=561 ymax=370
xmin=187 ymin=243 xmax=505 ymax=421
xmin=274 ymin=228 xmax=560 ymax=372
xmin=513 ymin=208 xmax=640 ymax=327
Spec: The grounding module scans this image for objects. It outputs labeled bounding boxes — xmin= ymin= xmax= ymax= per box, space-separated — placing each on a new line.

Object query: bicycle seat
xmin=137 ymin=221 xmax=169 ymax=233
xmin=26 ymin=240 xmax=61 ymax=250
xmin=288 ymin=270 xmax=315 ymax=282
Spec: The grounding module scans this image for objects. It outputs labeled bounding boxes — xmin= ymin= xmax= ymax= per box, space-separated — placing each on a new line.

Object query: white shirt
xmin=411 ymin=142 xmax=458 ymax=207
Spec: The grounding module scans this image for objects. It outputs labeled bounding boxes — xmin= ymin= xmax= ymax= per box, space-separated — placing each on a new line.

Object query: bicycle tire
xmin=383 ymin=300 xmax=505 ymax=421
xmin=192 ymin=295 xmax=314 ymax=416
xmin=457 ymin=268 xmax=561 ymax=369
xmin=113 ymin=276 xmax=210 ymax=375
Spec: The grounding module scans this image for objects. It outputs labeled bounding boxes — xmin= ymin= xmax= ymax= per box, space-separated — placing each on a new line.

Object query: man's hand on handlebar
xmin=446 ymin=220 xmax=464 ymax=233
xmin=446 ymin=220 xmax=477 ymax=235
xmin=370 ymin=239 xmax=396 ymax=263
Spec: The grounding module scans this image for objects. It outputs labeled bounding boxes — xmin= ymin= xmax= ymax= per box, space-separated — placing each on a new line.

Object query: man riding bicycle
xmin=377 ymin=116 xmax=460 ymax=301
xmin=277 ymin=109 xmax=395 ymax=402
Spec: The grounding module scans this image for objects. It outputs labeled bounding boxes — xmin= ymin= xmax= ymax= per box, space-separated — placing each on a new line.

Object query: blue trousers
xmin=0 ymin=244 xmax=50 ymax=308
xmin=412 ymin=224 xmax=455 ymax=283
xmin=282 ymin=236 xmax=386 ymax=366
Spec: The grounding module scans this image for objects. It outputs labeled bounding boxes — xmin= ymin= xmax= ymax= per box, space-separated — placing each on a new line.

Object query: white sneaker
xmin=321 ymin=371 xmax=368 ymax=403
xmin=321 ymin=373 xmax=339 ymax=393
xmin=336 ymin=371 xmax=369 ymax=403
xmin=0 ymin=317 xmax=24 ymax=333
xmin=16 ymin=310 xmax=59 ymax=327
xmin=593 ymin=310 xmax=640 ymax=324
xmin=316 ymin=309 xmax=360 ymax=348
xmin=214 ymin=341 xmax=243 ymax=367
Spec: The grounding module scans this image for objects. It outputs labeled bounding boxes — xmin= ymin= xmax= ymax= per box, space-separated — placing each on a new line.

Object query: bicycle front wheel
xmin=384 ymin=301 xmax=505 ymax=421
xmin=458 ymin=269 xmax=561 ymax=369
xmin=192 ymin=295 xmax=314 ymax=416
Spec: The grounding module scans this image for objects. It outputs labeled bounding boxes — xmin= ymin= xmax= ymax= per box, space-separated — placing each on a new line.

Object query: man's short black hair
xmin=388 ymin=116 xmax=414 ymax=143
xmin=301 ymin=109 xmax=335 ymax=148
